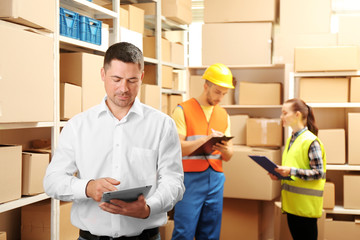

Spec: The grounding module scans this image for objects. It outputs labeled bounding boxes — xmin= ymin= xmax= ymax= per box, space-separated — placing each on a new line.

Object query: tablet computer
xmin=101 ymin=185 xmax=152 ymax=203
xmin=189 ymin=136 xmax=234 ymax=156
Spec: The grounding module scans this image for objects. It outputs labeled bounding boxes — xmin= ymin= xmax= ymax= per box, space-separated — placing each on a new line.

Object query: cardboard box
xmin=159 ymin=219 xmax=174 ymax=240
xmin=170 ymin=42 xmax=184 ymax=65
xmin=143 ymin=36 xmax=171 ymax=62
xmin=202 ymin=23 xmax=272 ymax=66
xmin=204 ymin=0 xmax=276 ymax=23
xmin=189 ymin=75 xmax=204 ymax=98
xmin=239 ymin=82 xmax=282 ymax=105
xmin=348 ymin=113 xmax=360 ymax=165
xmin=60 ymin=83 xmax=82 ymax=120
xmin=273 ymin=33 xmax=337 ymax=64
xmin=338 ymin=14 xmax=360 ymax=47
xmin=246 ymin=118 xmax=283 ymax=147
xmin=350 ymin=77 xmax=360 ymax=102
xmin=0 ymin=232 xmax=6 ymax=240
xmin=101 ymin=5 xmax=128 ymax=29
xmin=21 ymin=200 xmax=79 ymax=240
xmin=22 ymin=151 xmax=50 ymax=196
xmin=275 ymin=202 xmax=325 ymax=240
xmin=223 ymin=145 xmax=281 ymax=200
xmin=299 ymin=78 xmax=349 ymax=103
xmin=168 ymin=94 xmax=183 ymax=115
xmin=0 ymin=21 xmax=54 ymax=123
xmin=294 ymin=46 xmax=359 ymax=72
xmin=229 ymin=115 xmax=248 ymax=145
xmin=140 ymin=84 xmax=160 ymax=110
xmin=318 ymin=129 xmax=346 ymax=164
xmin=279 ymin=0 xmax=331 ymax=34
xmin=344 ymin=175 xmax=360 ymax=209
xmin=121 ymin=5 xmax=144 ymax=34
xmin=0 ymin=0 xmax=55 ymax=32
xmin=0 ymin=145 xmax=22 ymax=204
xmin=60 ymin=52 xmax=105 ymax=111
xmin=143 ymin=64 xmax=173 ymax=89
xmin=162 ymin=0 xmax=192 ymax=25
xmin=323 ymin=182 xmax=335 ymax=209
xmin=133 ymin=1 xmax=192 ymax=24
xmin=221 ymin=198 xmax=261 ymax=240
xmin=161 ymin=94 xmax=169 ymax=114
xmin=325 ymin=216 xmax=360 ymax=240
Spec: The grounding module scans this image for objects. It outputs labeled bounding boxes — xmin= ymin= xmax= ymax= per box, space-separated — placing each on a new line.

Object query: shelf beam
xmin=0 ymin=194 xmax=50 ymax=213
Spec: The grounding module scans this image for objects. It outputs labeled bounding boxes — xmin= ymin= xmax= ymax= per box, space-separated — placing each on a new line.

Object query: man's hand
xmin=86 ymin=178 xmax=120 ymax=202
xmin=99 ymin=195 xmax=150 ymax=219
xmin=268 ymin=172 xmax=279 ymax=180
xmin=212 ymin=139 xmax=233 ymax=162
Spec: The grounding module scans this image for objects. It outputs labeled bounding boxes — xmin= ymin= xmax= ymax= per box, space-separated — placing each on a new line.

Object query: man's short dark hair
xmin=103 ymin=42 xmax=144 ymax=72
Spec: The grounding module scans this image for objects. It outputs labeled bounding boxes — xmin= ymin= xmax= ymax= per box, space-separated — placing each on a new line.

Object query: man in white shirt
xmin=44 ymin=42 xmax=185 ymax=240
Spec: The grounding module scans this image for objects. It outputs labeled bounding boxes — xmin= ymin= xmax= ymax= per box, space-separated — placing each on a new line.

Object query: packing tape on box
xmin=260 ymin=120 xmax=268 ymax=144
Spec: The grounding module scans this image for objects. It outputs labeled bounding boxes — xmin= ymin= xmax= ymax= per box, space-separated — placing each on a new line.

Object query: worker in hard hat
xmin=171 ymin=63 xmax=234 ymax=240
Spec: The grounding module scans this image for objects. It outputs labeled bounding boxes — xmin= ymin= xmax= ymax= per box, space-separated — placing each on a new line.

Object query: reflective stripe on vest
xmin=282 ymin=183 xmax=324 ymax=197
xmin=281 ymin=130 xmax=326 ymax=218
xmin=179 ymin=98 xmax=228 ymax=172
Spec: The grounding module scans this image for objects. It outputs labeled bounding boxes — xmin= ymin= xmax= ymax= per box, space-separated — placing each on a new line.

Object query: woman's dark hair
xmin=285 ymin=98 xmax=318 ymax=135
xmin=103 ymin=42 xmax=144 ymax=72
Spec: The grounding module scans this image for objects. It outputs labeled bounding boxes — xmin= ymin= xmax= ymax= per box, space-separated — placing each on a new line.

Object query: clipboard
xmin=248 ymin=155 xmax=293 ymax=181
xmin=101 ymin=185 xmax=152 ymax=203
xmin=189 ymin=136 xmax=234 ymax=156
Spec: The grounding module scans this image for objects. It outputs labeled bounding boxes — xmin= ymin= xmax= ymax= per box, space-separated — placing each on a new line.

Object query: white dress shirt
xmin=44 ymin=97 xmax=185 ymax=237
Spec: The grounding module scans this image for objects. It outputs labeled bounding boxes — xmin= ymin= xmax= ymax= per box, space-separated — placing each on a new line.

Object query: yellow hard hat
xmin=202 ymin=63 xmax=234 ymax=89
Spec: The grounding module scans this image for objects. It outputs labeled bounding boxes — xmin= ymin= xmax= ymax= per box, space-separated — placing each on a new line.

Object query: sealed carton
xmin=0 ymin=145 xmax=22 ymax=204
xmin=22 ymin=151 xmax=50 ymax=195
xmin=295 ymin=46 xmax=359 ymax=72
xmin=168 ymin=94 xmax=183 ymax=115
xmin=60 ymin=52 xmax=105 ymax=111
xmin=223 ymin=145 xmax=281 ymax=200
xmin=202 ymin=23 xmax=272 ymax=66
xmin=299 ymin=77 xmax=349 ymax=103
xmin=344 ymin=175 xmax=360 ymax=209
xmin=21 ymin=200 xmax=78 ymax=240
xmin=204 ymin=0 xmax=276 ymax=23
xmin=325 ymin=216 xmax=360 ymax=240
xmin=0 ymin=0 xmax=55 ymax=32
xmin=143 ymin=37 xmax=171 ymax=62
xmin=221 ymin=198 xmax=260 ymax=240
xmin=246 ymin=118 xmax=283 ymax=147
xmin=0 ymin=21 xmax=54 ymax=123
xmin=140 ymin=84 xmax=160 ymax=110
xmin=60 ymin=83 xmax=82 ymax=120
xmin=323 ymin=182 xmax=335 ymax=209
xmin=350 ymin=77 xmax=360 ymax=102
xmin=121 ymin=5 xmax=144 ymax=34
xmin=348 ymin=113 xmax=360 ymax=165
xmin=318 ymin=129 xmax=346 ymax=164
xmin=229 ymin=115 xmax=248 ymax=145
xmin=239 ymin=82 xmax=282 ymax=105
xmin=143 ymin=65 xmax=173 ymax=89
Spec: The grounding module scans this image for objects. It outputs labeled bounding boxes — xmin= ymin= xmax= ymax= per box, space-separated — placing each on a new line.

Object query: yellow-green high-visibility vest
xmin=281 ymin=130 xmax=326 ymax=218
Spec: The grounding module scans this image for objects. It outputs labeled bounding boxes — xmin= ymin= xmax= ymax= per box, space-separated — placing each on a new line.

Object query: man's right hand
xmin=86 ymin=178 xmax=120 ymax=202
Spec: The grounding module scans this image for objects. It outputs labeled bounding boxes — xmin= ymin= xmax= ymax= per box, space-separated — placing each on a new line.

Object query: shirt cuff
xmin=146 ymin=197 xmax=162 ymax=217
xmin=290 ymin=167 xmax=297 ymax=177
xmin=71 ymin=178 xmax=92 ymax=199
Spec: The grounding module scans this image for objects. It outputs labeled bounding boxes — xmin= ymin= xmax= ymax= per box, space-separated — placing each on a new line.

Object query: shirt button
xmin=116 ymin=144 xmax=119 ymax=147
xmin=114 ymin=233 xmax=119 ymax=237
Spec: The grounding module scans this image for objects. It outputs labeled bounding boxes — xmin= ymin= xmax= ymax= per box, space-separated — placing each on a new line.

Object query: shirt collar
xmin=292 ymin=126 xmax=308 ymax=138
xmin=97 ymin=96 xmax=144 ymax=120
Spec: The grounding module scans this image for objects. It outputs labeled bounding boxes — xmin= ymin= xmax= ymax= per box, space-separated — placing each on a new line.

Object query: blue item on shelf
xmin=79 ymin=16 xmax=102 ymax=45
xmin=60 ymin=7 xmax=80 ymax=40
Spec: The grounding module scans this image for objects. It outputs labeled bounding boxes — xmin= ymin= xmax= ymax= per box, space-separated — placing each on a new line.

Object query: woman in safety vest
xmin=269 ymin=98 xmax=326 ymax=240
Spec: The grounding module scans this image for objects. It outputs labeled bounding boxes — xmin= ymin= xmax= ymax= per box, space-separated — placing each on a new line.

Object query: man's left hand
xmin=99 ymin=195 xmax=150 ymax=219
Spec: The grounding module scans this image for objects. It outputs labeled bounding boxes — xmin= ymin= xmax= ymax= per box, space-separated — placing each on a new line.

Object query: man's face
xmin=205 ymin=83 xmax=229 ymax=106
xmin=101 ymin=59 xmax=143 ymax=111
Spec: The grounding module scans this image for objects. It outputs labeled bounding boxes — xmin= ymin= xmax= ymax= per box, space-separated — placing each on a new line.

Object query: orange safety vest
xmin=179 ymin=98 xmax=228 ymax=172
